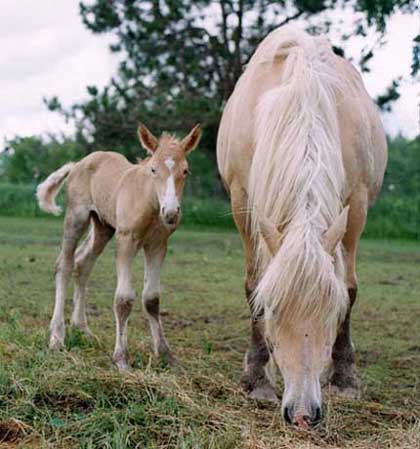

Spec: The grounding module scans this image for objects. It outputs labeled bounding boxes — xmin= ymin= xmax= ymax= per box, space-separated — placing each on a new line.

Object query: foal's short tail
xmin=36 ymin=162 xmax=76 ymax=215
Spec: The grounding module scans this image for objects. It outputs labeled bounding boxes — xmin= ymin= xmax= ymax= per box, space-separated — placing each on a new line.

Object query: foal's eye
xmin=183 ymin=169 xmax=189 ymax=176
xmin=151 ymin=167 xmax=157 ymax=174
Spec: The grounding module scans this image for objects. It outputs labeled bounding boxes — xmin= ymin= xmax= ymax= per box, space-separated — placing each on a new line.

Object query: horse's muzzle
xmin=284 ymin=404 xmax=321 ymax=429
xmin=161 ymin=206 xmax=180 ymax=228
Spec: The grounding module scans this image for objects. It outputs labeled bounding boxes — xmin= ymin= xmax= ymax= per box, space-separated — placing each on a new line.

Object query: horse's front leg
xmin=242 ymin=279 xmax=278 ymax=403
xmin=330 ymin=191 xmax=367 ymax=398
xmin=142 ymin=241 xmax=175 ymax=365
xmin=112 ymin=232 xmax=138 ymax=370
xmin=230 ymin=183 xmax=278 ymax=402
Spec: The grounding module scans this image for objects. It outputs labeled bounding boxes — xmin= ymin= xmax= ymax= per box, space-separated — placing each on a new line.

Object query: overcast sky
xmin=0 ymin=0 xmax=418 ymax=150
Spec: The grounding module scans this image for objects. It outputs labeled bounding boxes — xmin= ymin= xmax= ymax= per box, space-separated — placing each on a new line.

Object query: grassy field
xmin=0 ymin=217 xmax=419 ymax=449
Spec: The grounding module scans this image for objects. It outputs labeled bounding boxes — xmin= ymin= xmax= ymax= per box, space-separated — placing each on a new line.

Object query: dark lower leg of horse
xmin=143 ymin=296 xmax=176 ymax=366
xmin=241 ymin=285 xmax=278 ymax=403
xmin=330 ymin=287 xmax=360 ymax=398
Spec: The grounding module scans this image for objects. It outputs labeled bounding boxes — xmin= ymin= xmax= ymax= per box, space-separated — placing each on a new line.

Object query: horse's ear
xmin=323 ymin=206 xmax=349 ymax=255
xmin=259 ymin=216 xmax=282 ymax=256
xmin=181 ymin=124 xmax=202 ymax=155
xmin=138 ymin=123 xmax=158 ymax=154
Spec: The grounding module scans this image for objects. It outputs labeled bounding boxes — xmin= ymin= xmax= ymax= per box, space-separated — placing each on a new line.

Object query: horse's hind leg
xmin=71 ymin=214 xmax=114 ymax=335
xmin=330 ymin=188 xmax=368 ymax=398
xmin=50 ymin=207 xmax=90 ymax=350
xmin=231 ymin=183 xmax=278 ymax=403
xmin=142 ymin=241 xmax=175 ymax=365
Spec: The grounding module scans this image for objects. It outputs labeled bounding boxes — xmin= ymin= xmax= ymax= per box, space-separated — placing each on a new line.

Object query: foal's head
xmin=138 ymin=123 xmax=201 ymax=230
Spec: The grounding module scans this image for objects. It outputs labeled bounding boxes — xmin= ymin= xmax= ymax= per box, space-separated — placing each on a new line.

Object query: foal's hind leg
xmin=71 ymin=215 xmax=114 ymax=335
xmin=231 ymin=183 xmax=278 ymax=403
xmin=142 ymin=241 xmax=175 ymax=365
xmin=330 ymin=189 xmax=368 ymax=398
xmin=50 ymin=208 xmax=90 ymax=350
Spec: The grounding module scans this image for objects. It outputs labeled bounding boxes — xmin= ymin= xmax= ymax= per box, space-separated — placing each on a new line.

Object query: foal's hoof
xmin=248 ymin=384 xmax=279 ymax=404
xmin=49 ymin=334 xmax=65 ymax=351
xmin=115 ymin=360 xmax=130 ymax=371
xmin=329 ymin=384 xmax=361 ymax=400
xmin=161 ymin=351 xmax=177 ymax=368
xmin=113 ymin=351 xmax=130 ymax=371
xmin=73 ymin=325 xmax=97 ymax=340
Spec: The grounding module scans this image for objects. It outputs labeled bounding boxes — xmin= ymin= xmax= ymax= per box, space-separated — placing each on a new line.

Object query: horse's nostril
xmin=313 ymin=406 xmax=321 ymax=424
xmin=283 ymin=406 xmax=293 ymax=424
xmin=292 ymin=414 xmax=312 ymax=428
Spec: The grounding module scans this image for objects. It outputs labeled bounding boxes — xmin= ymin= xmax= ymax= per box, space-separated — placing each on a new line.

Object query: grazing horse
xmin=37 ymin=124 xmax=201 ymax=369
xmin=217 ymin=25 xmax=387 ymax=428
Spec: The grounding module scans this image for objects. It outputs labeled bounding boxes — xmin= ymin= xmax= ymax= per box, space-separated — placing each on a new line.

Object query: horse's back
xmin=67 ymin=151 xmax=134 ymax=226
xmin=217 ymin=26 xmax=387 ymax=206
xmin=332 ymin=56 xmax=387 ymax=205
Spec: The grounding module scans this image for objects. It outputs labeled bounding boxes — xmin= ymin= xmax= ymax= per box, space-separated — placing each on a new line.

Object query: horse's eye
xmin=183 ymin=169 xmax=189 ymax=176
xmin=151 ymin=167 xmax=156 ymax=174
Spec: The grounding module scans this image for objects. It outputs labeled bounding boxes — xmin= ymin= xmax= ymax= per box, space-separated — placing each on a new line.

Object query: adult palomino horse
xmin=37 ymin=124 xmax=201 ymax=369
xmin=217 ymin=26 xmax=387 ymax=428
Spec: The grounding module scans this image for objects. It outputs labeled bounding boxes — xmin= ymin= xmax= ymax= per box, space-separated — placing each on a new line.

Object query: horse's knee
xmin=115 ymin=296 xmax=134 ymax=325
xmin=73 ymin=258 xmax=84 ymax=280
xmin=348 ymin=286 xmax=357 ymax=308
xmin=143 ymin=295 xmax=160 ymax=317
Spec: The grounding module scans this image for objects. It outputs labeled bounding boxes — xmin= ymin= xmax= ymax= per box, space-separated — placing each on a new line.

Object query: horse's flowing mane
xmin=247 ymin=26 xmax=348 ymax=336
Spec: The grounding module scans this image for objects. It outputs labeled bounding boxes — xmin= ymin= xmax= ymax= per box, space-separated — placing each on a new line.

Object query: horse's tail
xmin=36 ymin=162 xmax=76 ymax=215
xmin=247 ymin=26 xmax=348 ymax=332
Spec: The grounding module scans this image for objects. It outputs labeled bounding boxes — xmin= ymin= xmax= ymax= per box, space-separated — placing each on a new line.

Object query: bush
xmin=0 ymin=183 xmax=43 ymax=218
xmin=1 ymin=182 xmax=418 ymax=238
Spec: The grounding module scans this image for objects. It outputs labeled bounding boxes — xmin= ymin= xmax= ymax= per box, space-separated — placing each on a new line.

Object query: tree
xmin=46 ymin=0 xmax=419 ymax=163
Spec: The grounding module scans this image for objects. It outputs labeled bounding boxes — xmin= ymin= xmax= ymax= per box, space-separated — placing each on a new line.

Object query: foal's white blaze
xmin=161 ymin=158 xmax=179 ymax=213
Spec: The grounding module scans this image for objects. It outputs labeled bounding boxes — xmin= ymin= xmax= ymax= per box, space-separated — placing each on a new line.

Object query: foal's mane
xmin=247 ymin=26 xmax=348 ymax=336
xmin=137 ymin=133 xmax=180 ymax=165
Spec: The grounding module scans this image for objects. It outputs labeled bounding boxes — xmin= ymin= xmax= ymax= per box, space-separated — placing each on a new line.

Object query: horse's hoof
xmin=113 ymin=352 xmax=130 ymax=371
xmin=163 ymin=351 xmax=177 ymax=367
xmin=248 ymin=384 xmax=279 ymax=404
xmin=115 ymin=360 xmax=130 ymax=371
xmin=49 ymin=334 xmax=65 ymax=351
xmin=80 ymin=327 xmax=97 ymax=340
xmin=329 ymin=384 xmax=361 ymax=400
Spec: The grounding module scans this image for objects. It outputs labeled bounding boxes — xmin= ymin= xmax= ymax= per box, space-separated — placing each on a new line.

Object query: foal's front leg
xmin=142 ymin=241 xmax=175 ymax=365
xmin=113 ymin=232 xmax=138 ymax=370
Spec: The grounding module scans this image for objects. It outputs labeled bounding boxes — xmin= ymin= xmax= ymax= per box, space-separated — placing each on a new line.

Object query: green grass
xmin=0 ymin=217 xmax=419 ymax=448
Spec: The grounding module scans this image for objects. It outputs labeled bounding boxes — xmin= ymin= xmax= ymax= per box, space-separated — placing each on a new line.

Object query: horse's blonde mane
xmin=247 ymin=26 xmax=348 ymax=336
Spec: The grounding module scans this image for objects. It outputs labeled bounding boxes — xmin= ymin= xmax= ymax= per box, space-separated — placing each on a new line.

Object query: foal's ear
xmin=181 ymin=124 xmax=202 ymax=155
xmin=138 ymin=123 xmax=159 ymax=154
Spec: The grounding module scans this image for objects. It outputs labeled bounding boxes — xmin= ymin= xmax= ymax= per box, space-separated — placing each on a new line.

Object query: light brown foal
xmin=37 ymin=124 xmax=201 ymax=369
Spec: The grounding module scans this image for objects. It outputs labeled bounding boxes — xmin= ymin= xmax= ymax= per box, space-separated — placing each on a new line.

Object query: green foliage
xmin=0 ymin=136 xmax=84 ymax=184
xmin=0 ymin=136 xmax=418 ymax=238
xmin=0 ymin=183 xmax=41 ymax=217
xmin=42 ymin=0 xmax=419 ymax=162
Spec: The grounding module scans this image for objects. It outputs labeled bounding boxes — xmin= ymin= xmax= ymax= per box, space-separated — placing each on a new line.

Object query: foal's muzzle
xmin=161 ymin=206 xmax=180 ymax=228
